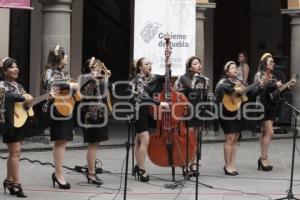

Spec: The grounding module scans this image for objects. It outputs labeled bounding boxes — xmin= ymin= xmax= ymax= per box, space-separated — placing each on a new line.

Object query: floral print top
xmin=0 ymin=81 xmax=26 ymax=123
xmin=129 ymin=73 xmax=164 ymax=105
xmin=41 ymin=68 xmax=70 ymax=112
xmin=80 ymin=74 xmax=110 ymax=122
xmin=174 ymin=73 xmax=210 ymax=103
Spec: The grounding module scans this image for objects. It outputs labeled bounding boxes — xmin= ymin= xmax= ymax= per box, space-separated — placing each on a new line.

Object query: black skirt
xmin=82 ymin=127 xmax=108 ymax=143
xmin=262 ymin=108 xmax=277 ymax=121
xmin=49 ymin=107 xmax=73 ymax=141
xmin=218 ymin=105 xmax=244 ymax=134
xmin=2 ymin=126 xmax=26 ymax=143
xmin=82 ymin=119 xmax=109 ymax=143
xmin=219 ymin=118 xmax=244 ymax=134
xmin=135 ymin=104 xmax=155 ymax=133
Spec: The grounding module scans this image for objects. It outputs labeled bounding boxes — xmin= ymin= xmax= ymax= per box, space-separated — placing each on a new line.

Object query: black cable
xmin=209 ymin=185 xmax=273 ymax=200
xmin=0 ymin=155 xmax=104 ymax=175
xmin=112 ymin=155 xmax=126 ymax=200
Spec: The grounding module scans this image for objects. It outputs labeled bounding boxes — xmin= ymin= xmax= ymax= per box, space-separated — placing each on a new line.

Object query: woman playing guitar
xmin=215 ymin=61 xmax=246 ymax=176
xmin=129 ymin=57 xmax=169 ymax=182
xmin=79 ymin=57 xmax=111 ymax=185
xmin=254 ymin=53 xmax=283 ymax=171
xmin=174 ymin=56 xmax=210 ymax=177
xmin=41 ymin=45 xmax=78 ymax=189
xmin=0 ymin=57 xmax=34 ymax=197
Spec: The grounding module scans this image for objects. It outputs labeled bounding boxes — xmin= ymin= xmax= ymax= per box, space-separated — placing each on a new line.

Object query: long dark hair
xmin=238 ymin=51 xmax=248 ymax=63
xmin=258 ymin=54 xmax=272 ymax=72
xmin=45 ymin=45 xmax=65 ymax=70
xmin=185 ymin=56 xmax=201 ymax=77
xmin=1 ymin=57 xmax=16 ymax=80
xmin=2 ymin=57 xmax=16 ymax=71
xmin=131 ymin=57 xmax=146 ymax=76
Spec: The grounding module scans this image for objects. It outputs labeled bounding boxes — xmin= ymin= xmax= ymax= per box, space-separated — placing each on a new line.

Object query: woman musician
xmin=79 ymin=57 xmax=111 ymax=185
xmin=129 ymin=57 xmax=169 ymax=182
xmin=215 ymin=61 xmax=247 ymax=176
xmin=254 ymin=53 xmax=283 ymax=171
xmin=0 ymin=57 xmax=34 ymax=197
xmin=41 ymin=45 xmax=78 ymax=189
xmin=174 ymin=56 xmax=210 ymax=177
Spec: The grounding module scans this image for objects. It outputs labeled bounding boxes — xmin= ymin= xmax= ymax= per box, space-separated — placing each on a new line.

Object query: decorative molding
xmin=196 ymin=2 xmax=216 ymax=9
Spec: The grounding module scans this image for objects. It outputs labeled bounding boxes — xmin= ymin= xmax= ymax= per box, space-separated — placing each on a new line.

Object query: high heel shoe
xmin=182 ymin=166 xmax=193 ymax=178
xmin=134 ymin=165 xmax=150 ymax=182
xmin=52 ymin=173 xmax=71 ymax=189
xmin=86 ymin=172 xmax=103 ymax=185
xmin=257 ymin=157 xmax=273 ymax=171
xmin=189 ymin=164 xmax=200 ymax=177
xmin=3 ymin=179 xmax=12 ymax=194
xmin=8 ymin=183 xmax=27 ymax=198
xmin=223 ymin=166 xmax=237 ymax=176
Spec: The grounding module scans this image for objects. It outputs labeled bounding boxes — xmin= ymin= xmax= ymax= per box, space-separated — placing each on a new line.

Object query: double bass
xmin=148 ymin=36 xmax=197 ymax=171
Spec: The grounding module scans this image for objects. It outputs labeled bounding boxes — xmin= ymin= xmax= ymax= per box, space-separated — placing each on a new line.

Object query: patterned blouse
xmin=41 ymin=68 xmax=70 ymax=112
xmin=174 ymin=73 xmax=210 ymax=103
xmin=254 ymin=71 xmax=277 ymax=104
xmin=41 ymin=68 xmax=70 ymax=94
xmin=0 ymin=81 xmax=26 ymax=123
xmin=129 ymin=73 xmax=164 ymax=105
xmin=80 ymin=74 xmax=109 ymax=123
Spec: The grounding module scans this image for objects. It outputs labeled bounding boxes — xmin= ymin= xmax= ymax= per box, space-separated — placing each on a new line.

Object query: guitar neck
xmin=28 ymin=93 xmax=50 ymax=107
xmin=279 ymin=80 xmax=293 ymax=92
xmin=244 ymin=82 xmax=258 ymax=93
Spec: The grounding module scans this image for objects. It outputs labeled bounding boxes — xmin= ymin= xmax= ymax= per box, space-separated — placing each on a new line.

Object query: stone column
xmin=39 ymin=0 xmax=73 ymax=72
xmin=281 ymin=9 xmax=300 ymax=110
xmin=196 ymin=2 xmax=216 ymax=91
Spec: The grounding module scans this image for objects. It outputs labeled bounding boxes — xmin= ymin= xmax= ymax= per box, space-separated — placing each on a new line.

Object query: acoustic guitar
xmin=261 ymin=74 xmax=298 ymax=110
xmin=14 ymin=93 xmax=50 ymax=128
xmin=54 ymin=80 xmax=82 ymax=116
xmin=222 ymin=82 xmax=259 ymax=112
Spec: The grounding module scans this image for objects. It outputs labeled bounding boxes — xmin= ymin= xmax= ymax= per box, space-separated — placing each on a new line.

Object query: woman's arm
xmin=242 ymin=63 xmax=249 ymax=84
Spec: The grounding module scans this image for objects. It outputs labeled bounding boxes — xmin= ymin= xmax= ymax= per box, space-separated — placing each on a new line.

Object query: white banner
xmin=0 ymin=0 xmax=32 ymax=10
xmin=134 ymin=0 xmax=195 ymax=76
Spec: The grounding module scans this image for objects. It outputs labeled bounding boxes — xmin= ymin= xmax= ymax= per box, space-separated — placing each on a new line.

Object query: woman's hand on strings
xmin=49 ymin=86 xmax=60 ymax=99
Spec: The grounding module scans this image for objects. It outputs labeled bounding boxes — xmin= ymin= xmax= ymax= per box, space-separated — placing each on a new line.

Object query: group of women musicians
xmin=0 ymin=45 xmax=285 ymax=197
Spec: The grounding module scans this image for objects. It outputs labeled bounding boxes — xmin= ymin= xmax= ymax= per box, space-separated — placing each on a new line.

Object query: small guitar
xmin=14 ymin=93 xmax=51 ymax=128
xmin=261 ymin=74 xmax=298 ymax=110
xmin=54 ymin=80 xmax=82 ymax=116
xmin=222 ymin=81 xmax=259 ymax=112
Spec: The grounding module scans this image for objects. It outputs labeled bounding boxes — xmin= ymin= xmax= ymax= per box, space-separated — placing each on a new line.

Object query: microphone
xmin=284 ymin=101 xmax=300 ymax=115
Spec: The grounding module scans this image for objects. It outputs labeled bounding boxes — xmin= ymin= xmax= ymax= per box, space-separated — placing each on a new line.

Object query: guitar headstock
xmin=291 ymin=74 xmax=298 ymax=82
xmin=289 ymin=74 xmax=298 ymax=87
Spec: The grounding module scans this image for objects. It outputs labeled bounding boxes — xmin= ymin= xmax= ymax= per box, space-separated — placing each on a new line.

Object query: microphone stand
xmin=194 ymin=87 xmax=212 ymax=200
xmin=124 ymin=111 xmax=136 ymax=200
xmin=275 ymin=101 xmax=300 ymax=200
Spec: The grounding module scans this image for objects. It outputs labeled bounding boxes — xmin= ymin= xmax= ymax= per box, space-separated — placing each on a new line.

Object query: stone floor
xmin=0 ymin=138 xmax=300 ymax=200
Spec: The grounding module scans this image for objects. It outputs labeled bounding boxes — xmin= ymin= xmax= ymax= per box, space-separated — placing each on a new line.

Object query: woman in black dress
xmin=79 ymin=57 xmax=110 ymax=185
xmin=215 ymin=61 xmax=245 ymax=176
xmin=129 ymin=57 xmax=169 ymax=182
xmin=254 ymin=53 xmax=283 ymax=171
xmin=0 ymin=57 xmax=34 ymax=197
xmin=174 ymin=56 xmax=210 ymax=177
xmin=41 ymin=45 xmax=78 ymax=189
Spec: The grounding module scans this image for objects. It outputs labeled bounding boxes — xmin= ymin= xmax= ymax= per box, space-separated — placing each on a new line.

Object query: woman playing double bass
xmin=129 ymin=57 xmax=169 ymax=182
xmin=174 ymin=56 xmax=210 ymax=177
